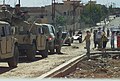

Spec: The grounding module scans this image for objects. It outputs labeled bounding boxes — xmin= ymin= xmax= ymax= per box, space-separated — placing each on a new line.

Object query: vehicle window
xmin=38 ymin=27 xmax=43 ymax=34
xmin=42 ymin=25 xmax=49 ymax=34
xmin=5 ymin=26 xmax=11 ymax=35
xmin=49 ymin=26 xmax=53 ymax=33
xmin=1 ymin=27 xmax=5 ymax=37
xmin=51 ymin=26 xmax=55 ymax=34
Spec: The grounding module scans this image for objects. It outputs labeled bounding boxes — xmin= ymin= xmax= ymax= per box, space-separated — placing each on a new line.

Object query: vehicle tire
xmin=41 ymin=42 xmax=48 ymax=58
xmin=8 ymin=45 xmax=19 ymax=68
xmin=26 ymin=44 xmax=36 ymax=61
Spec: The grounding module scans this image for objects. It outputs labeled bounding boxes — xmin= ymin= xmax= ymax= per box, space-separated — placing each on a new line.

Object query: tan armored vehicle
xmin=12 ymin=21 xmax=48 ymax=59
xmin=0 ymin=21 xmax=19 ymax=67
xmin=30 ymin=23 xmax=48 ymax=58
xmin=12 ymin=21 xmax=36 ymax=60
xmin=11 ymin=4 xmax=48 ymax=59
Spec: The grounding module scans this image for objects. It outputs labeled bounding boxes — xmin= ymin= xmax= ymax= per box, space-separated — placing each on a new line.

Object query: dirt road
xmin=0 ymin=39 xmax=89 ymax=78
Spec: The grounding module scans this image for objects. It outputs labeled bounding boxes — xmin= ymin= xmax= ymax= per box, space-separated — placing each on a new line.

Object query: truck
xmin=0 ymin=21 xmax=19 ymax=67
xmin=12 ymin=20 xmax=48 ymax=60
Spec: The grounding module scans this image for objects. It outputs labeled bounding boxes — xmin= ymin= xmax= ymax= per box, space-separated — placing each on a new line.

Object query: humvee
xmin=30 ymin=23 xmax=48 ymax=58
xmin=0 ymin=21 xmax=19 ymax=67
xmin=12 ymin=21 xmax=48 ymax=60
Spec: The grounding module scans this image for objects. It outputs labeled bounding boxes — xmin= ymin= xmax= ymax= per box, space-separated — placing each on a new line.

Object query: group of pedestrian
xmin=82 ymin=27 xmax=110 ymax=59
xmin=93 ymin=27 xmax=109 ymax=53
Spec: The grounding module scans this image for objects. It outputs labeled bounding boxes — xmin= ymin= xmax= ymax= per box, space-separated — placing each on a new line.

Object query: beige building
xmin=21 ymin=0 xmax=83 ymax=30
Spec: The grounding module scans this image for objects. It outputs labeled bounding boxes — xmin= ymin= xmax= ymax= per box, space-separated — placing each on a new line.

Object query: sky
xmin=0 ymin=0 xmax=120 ymax=7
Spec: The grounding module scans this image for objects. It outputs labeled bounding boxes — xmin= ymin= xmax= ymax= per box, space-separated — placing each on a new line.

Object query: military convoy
xmin=0 ymin=5 xmax=61 ymax=67
xmin=12 ymin=20 xmax=54 ymax=60
xmin=0 ymin=20 xmax=53 ymax=67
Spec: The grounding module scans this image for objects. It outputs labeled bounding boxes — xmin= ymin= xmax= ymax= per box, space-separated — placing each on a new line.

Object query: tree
xmin=56 ymin=16 xmax=66 ymax=26
xmin=80 ymin=3 xmax=108 ymax=27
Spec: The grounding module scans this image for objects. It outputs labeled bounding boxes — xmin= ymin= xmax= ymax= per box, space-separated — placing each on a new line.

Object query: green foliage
xmin=56 ymin=16 xmax=66 ymax=26
xmin=81 ymin=3 xmax=108 ymax=26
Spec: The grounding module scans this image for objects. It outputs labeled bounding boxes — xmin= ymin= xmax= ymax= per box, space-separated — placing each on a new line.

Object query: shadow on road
xmin=18 ymin=56 xmax=43 ymax=63
xmin=0 ymin=67 xmax=13 ymax=74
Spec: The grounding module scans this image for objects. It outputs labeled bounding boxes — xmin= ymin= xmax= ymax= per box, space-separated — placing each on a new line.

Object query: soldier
xmin=0 ymin=5 xmax=12 ymax=23
xmin=55 ymin=27 xmax=63 ymax=54
xmin=12 ymin=4 xmax=25 ymax=23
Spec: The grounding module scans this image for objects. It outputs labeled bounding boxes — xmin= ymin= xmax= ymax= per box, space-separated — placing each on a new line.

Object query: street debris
xmin=66 ymin=54 xmax=120 ymax=78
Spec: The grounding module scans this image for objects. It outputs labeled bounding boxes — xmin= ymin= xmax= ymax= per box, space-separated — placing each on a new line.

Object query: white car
xmin=72 ymin=34 xmax=82 ymax=43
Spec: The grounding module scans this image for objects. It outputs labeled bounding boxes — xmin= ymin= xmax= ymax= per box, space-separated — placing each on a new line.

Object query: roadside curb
xmin=35 ymin=53 xmax=86 ymax=79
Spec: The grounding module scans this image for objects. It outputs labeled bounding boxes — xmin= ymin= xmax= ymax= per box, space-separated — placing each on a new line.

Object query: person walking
xmin=12 ymin=4 xmax=25 ymax=23
xmin=82 ymin=30 xmax=91 ymax=59
xmin=0 ymin=5 xmax=12 ymax=23
xmin=96 ymin=27 xmax=102 ymax=50
xmin=69 ymin=28 xmax=72 ymax=37
xmin=55 ymin=27 xmax=63 ymax=54
xmin=93 ymin=30 xmax=98 ymax=49
xmin=107 ymin=28 xmax=110 ymax=37
xmin=101 ymin=32 xmax=108 ymax=57
xmin=111 ymin=31 xmax=115 ymax=49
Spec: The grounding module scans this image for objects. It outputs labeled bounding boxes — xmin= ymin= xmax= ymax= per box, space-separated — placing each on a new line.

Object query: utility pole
xmin=52 ymin=0 xmax=55 ymax=26
xmin=18 ymin=0 xmax=20 ymax=4
xmin=3 ymin=0 xmax=5 ymax=5
xmin=90 ymin=0 xmax=92 ymax=28
xmin=72 ymin=0 xmax=80 ymax=35
xmin=73 ymin=1 xmax=75 ymax=35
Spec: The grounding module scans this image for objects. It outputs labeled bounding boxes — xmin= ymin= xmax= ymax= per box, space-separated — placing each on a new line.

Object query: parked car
xmin=41 ymin=24 xmax=56 ymax=53
xmin=61 ymin=32 xmax=72 ymax=46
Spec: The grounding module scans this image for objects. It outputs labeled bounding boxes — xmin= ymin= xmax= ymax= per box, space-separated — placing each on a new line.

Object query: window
xmin=42 ymin=25 xmax=49 ymax=34
xmin=38 ymin=27 xmax=43 ymax=34
xmin=67 ymin=11 xmax=70 ymax=16
xmin=64 ymin=12 xmax=67 ymax=16
xmin=51 ymin=26 xmax=55 ymax=35
xmin=1 ymin=27 xmax=5 ymax=37
xmin=49 ymin=26 xmax=53 ymax=33
xmin=5 ymin=26 xmax=11 ymax=35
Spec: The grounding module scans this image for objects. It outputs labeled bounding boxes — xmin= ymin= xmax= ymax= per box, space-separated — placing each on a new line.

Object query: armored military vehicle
xmin=12 ymin=21 xmax=36 ymax=60
xmin=30 ymin=23 xmax=48 ymax=58
xmin=0 ymin=21 xmax=19 ymax=67
xmin=12 ymin=21 xmax=48 ymax=59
